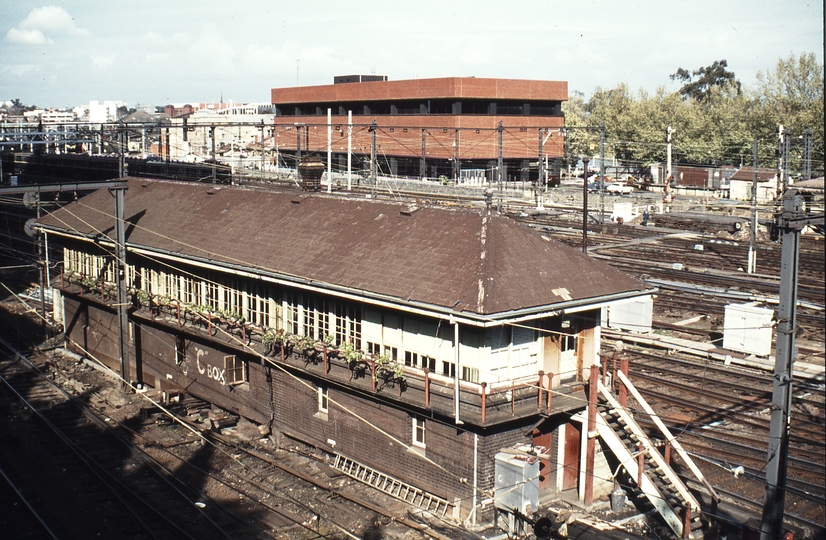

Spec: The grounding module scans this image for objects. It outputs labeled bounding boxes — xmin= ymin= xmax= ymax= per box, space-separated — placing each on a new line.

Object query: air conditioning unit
xmin=723 ymin=302 xmax=773 ymax=357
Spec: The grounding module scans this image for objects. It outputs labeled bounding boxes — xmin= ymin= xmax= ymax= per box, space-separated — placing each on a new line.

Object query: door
xmin=532 ymin=429 xmax=552 ymax=490
xmin=562 ymin=421 xmax=581 ymax=491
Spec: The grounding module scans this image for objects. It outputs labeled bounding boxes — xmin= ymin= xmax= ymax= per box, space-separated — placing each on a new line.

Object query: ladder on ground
xmin=596 ymin=379 xmax=706 ymax=539
xmin=332 ymin=453 xmax=451 ymax=517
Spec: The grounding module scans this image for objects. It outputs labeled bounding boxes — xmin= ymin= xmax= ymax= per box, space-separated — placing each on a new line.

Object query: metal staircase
xmin=332 ymin=453 xmax=452 ymax=516
xmin=596 ymin=379 xmax=706 ymax=539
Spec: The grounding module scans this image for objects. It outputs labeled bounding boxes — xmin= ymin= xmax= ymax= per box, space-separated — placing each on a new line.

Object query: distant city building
xmin=163 ymin=101 xmax=275 ymax=118
xmin=86 ymin=100 xmax=125 ymax=123
xmin=270 ymin=76 xmax=567 ymax=181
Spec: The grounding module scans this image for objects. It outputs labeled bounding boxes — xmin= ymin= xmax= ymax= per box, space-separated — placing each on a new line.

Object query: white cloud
xmin=5 ymin=28 xmax=50 ymax=45
xmin=91 ymin=54 xmax=116 ymax=68
xmin=4 ymin=6 xmax=89 ymax=45
xmin=1 ymin=64 xmax=38 ymax=76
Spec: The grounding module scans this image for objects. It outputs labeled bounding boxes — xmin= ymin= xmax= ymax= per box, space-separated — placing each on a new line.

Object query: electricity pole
xmin=748 ymin=139 xmax=758 ymax=274
xmin=599 ymin=124 xmax=605 ymax=223
xmin=802 ymin=128 xmax=812 ymax=181
xmin=497 ymin=122 xmax=504 ymax=211
xmin=114 ymin=126 xmax=130 ymax=388
xmin=582 ymin=157 xmax=590 ymax=253
xmin=369 ymin=120 xmax=377 ymax=198
xmin=760 ymin=190 xmax=824 ymax=539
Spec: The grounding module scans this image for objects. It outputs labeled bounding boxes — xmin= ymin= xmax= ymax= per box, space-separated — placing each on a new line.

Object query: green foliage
xmin=568 ymin=52 xmax=822 ymax=174
xmin=670 ymin=59 xmax=741 ymax=102
xmin=338 ymin=341 xmax=362 ymax=364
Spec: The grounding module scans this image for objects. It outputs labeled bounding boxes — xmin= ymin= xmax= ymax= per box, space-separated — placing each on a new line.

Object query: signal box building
xmin=37 ymin=178 xmax=651 ymax=525
xmin=269 ymin=76 xmax=567 ymax=182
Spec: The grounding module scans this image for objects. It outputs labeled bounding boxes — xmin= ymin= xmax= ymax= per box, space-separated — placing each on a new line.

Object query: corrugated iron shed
xmin=38 ymin=178 xmax=648 ymax=317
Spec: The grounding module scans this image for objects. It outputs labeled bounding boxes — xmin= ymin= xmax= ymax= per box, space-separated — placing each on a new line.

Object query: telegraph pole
xmin=347 ymin=110 xmax=353 ymax=190
xmin=802 ymin=128 xmax=812 ymax=181
xmin=748 ymin=139 xmax=758 ymax=274
xmin=327 ymin=108 xmax=332 ymax=193
xmin=599 ymin=124 xmax=605 ymax=224
xmin=114 ymin=126 xmax=130 ymax=388
xmin=666 ymin=125 xmax=674 ymax=180
xmin=538 ymin=129 xmax=545 ymax=209
xmin=497 ymin=122 xmax=504 ymax=211
xmin=777 ymin=125 xmax=790 ymax=199
xmin=582 ymin=157 xmax=590 ymax=253
xmin=760 ymin=190 xmax=824 ymax=539
xmin=369 ymin=120 xmax=377 ymax=197
xmin=420 ymin=129 xmax=427 ymax=180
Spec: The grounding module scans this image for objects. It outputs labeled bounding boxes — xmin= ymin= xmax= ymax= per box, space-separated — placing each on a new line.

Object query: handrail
xmin=597 ymin=381 xmax=700 ymax=512
xmin=616 ymin=369 xmax=720 ymax=504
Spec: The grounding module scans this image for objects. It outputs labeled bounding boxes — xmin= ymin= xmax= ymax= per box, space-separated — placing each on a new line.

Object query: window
xmin=366 ymin=342 xmax=381 ymax=356
xmin=412 ymin=417 xmax=426 ymax=448
xmin=305 ymin=295 xmax=328 ymax=340
xmin=462 ymin=366 xmax=479 ymax=383
xmin=248 ymin=292 xmax=270 ymax=328
xmin=205 ymin=282 xmax=219 ymax=311
xmin=224 ymin=355 xmax=247 ymax=385
xmin=442 ymin=360 xmax=456 ymax=378
xmin=405 ymin=351 xmax=418 ymax=367
xmin=421 ymin=356 xmax=436 ymax=371
xmin=318 ymin=385 xmax=329 ymax=413
xmin=384 ymin=346 xmax=398 ymax=362
xmin=286 ymin=293 xmax=301 ymax=335
xmin=175 ymin=335 xmax=185 ymax=365
xmin=334 ymin=303 xmax=362 ymax=348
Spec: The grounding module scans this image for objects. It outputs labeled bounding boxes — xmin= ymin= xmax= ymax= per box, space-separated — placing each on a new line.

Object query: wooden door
xmin=532 ymin=429 xmax=552 ymax=490
xmin=562 ymin=421 xmax=581 ymax=491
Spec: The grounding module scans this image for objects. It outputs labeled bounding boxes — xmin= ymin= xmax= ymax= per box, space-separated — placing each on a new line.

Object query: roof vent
xmin=206 ymin=191 xmax=215 ymax=196
xmin=291 ymin=199 xmax=302 ymax=205
xmin=400 ymin=205 xmax=419 ymax=216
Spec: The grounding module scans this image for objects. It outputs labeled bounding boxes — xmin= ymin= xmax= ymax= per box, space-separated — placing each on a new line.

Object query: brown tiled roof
xmin=38 ymin=179 xmax=647 ymax=317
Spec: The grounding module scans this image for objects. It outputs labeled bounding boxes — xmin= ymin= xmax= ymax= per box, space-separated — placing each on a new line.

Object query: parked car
xmin=605 ymin=182 xmax=634 ymax=195
xmin=587 ymin=181 xmax=602 ymax=193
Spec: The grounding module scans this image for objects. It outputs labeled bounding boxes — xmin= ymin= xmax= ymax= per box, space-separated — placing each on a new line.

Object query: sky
xmin=0 ymin=0 xmax=822 ymax=109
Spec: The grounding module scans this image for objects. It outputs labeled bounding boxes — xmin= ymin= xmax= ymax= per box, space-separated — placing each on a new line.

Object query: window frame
xmin=412 ymin=417 xmax=426 ymax=448
xmin=224 ymin=355 xmax=247 ymax=385
xmin=318 ymin=385 xmax=329 ymax=414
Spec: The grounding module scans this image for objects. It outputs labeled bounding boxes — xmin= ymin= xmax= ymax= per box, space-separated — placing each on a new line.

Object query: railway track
xmin=0 ymin=327 xmax=470 ymax=540
xmin=0 ymin=346 xmax=258 ymax=539
xmin=604 ymin=347 xmax=826 ymax=533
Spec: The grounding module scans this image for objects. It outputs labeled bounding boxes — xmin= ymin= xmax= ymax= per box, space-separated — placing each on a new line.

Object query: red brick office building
xmin=270 ymin=76 xmax=567 ymax=182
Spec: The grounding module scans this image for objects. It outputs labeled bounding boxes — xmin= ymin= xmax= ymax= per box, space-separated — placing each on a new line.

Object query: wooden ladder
xmin=332 ymin=453 xmax=451 ymax=516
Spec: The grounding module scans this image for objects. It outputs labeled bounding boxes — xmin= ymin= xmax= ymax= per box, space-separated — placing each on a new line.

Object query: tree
xmin=670 ymin=60 xmax=741 ymax=102
xmin=754 ymin=52 xmax=824 ymax=174
xmin=562 ymin=91 xmax=591 ymax=168
xmin=9 ymin=98 xmax=25 ymax=115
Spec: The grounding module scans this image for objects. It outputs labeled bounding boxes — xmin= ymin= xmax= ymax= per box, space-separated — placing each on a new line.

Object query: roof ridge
xmin=477 ymin=208 xmax=491 ymax=312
